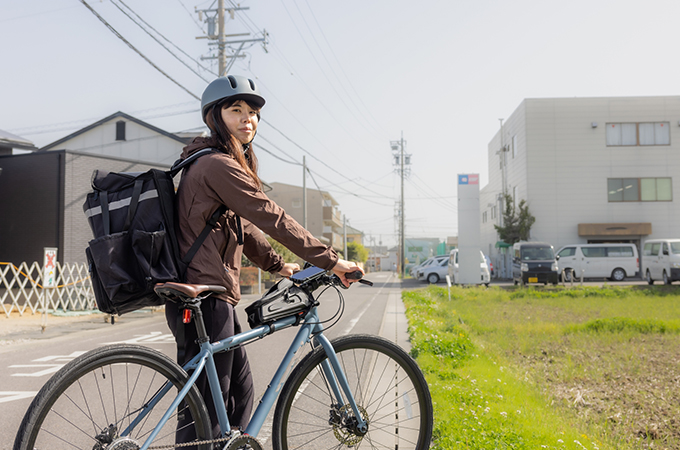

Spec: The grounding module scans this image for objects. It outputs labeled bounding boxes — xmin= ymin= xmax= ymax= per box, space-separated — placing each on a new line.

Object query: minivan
xmin=556 ymin=243 xmax=639 ymax=281
xmin=512 ymin=242 xmax=559 ymax=286
xmin=447 ymin=249 xmax=491 ymax=286
xmin=641 ymin=239 xmax=680 ymax=285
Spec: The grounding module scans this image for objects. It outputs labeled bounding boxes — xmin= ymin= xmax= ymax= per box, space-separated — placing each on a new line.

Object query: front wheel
xmin=14 ymin=344 xmax=212 ymax=450
xmin=427 ymin=273 xmax=439 ymax=284
xmin=272 ymin=334 xmax=433 ymax=450
xmin=646 ymin=270 xmax=654 ymax=285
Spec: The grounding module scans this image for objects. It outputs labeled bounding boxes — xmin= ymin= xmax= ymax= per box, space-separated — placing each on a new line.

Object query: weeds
xmin=404 ymin=285 xmax=680 ymax=449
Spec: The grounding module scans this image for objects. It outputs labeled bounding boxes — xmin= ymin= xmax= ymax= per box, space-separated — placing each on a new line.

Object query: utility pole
xmin=343 ymin=215 xmax=348 ymax=260
xmin=196 ymin=2 xmax=268 ymax=76
xmin=302 ymin=156 xmax=307 ymax=229
xmin=391 ymin=133 xmax=410 ymax=279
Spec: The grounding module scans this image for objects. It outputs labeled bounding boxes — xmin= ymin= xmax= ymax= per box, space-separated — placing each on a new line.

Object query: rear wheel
xmin=663 ymin=270 xmax=671 ymax=285
xmin=272 ymin=334 xmax=433 ymax=450
xmin=14 ymin=344 xmax=212 ymax=450
xmin=646 ymin=270 xmax=654 ymax=285
xmin=610 ymin=268 xmax=626 ymax=282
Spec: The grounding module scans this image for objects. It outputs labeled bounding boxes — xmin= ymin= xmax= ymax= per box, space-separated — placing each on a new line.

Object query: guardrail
xmin=0 ymin=262 xmax=95 ymax=318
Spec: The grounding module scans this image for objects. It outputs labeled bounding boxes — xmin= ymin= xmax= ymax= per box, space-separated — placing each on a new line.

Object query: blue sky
xmin=3 ymin=0 xmax=680 ymax=247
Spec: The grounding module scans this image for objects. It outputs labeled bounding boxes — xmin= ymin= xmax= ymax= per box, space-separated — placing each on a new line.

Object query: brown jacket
xmin=176 ymin=138 xmax=338 ymax=305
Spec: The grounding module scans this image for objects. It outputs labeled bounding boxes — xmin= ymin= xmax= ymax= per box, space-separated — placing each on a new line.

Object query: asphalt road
xmin=0 ymin=271 xmax=403 ymax=449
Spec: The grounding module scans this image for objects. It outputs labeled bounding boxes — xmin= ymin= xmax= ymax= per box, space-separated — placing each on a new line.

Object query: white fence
xmin=1 ymin=262 xmax=95 ymax=317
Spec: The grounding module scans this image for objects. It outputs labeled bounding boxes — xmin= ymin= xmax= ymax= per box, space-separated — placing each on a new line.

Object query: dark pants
xmin=165 ymin=298 xmax=254 ymax=443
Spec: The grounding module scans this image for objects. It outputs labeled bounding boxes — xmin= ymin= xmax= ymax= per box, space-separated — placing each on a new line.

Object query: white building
xmin=42 ymin=111 xmax=192 ymax=165
xmin=481 ymin=96 xmax=680 ymax=277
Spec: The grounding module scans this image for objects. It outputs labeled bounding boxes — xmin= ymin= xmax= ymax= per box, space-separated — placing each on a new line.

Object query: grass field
xmin=403 ymin=285 xmax=680 ymax=450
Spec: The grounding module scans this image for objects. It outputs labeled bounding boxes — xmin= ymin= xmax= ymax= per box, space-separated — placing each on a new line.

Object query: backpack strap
xmin=100 ymin=190 xmax=111 ymax=236
xmin=170 ymin=148 xmax=216 ymax=176
xmin=181 ymin=205 xmax=228 ymax=266
xmin=124 ymin=179 xmax=144 ymax=231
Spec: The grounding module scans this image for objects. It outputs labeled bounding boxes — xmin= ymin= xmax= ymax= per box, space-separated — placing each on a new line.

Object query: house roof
xmin=40 ymin=111 xmax=191 ymax=150
xmin=0 ymin=129 xmax=38 ymax=151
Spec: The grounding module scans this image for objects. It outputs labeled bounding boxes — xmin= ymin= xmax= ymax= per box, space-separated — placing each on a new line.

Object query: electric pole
xmin=196 ymin=2 xmax=268 ymax=76
xmin=302 ymin=156 xmax=307 ymax=229
xmin=391 ymin=133 xmax=410 ymax=278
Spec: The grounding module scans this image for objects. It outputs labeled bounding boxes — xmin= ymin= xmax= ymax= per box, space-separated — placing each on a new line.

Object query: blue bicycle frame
xmin=134 ymin=304 xmax=367 ymax=450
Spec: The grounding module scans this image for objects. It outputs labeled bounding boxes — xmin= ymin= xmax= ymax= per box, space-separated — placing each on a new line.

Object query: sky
xmin=3 ymin=0 xmax=680 ymax=249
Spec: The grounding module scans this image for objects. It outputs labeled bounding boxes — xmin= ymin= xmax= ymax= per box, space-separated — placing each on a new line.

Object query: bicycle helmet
xmin=201 ymin=75 xmax=265 ymax=124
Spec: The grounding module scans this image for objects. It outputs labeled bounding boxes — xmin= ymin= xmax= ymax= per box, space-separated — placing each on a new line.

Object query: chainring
xmin=222 ymin=434 xmax=264 ymax=450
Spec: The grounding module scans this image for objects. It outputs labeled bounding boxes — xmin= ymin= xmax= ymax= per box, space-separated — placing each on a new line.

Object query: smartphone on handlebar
xmin=290 ymin=265 xmax=326 ymax=283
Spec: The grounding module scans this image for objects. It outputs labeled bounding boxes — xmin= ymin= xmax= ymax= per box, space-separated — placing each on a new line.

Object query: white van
xmin=641 ymin=239 xmax=680 ymax=285
xmin=555 ymin=243 xmax=639 ymax=281
xmin=447 ymin=249 xmax=491 ymax=286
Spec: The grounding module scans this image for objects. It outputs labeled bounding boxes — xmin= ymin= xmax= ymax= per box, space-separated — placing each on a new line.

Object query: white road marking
xmin=104 ymin=331 xmax=175 ymax=345
xmin=0 ymin=391 xmax=37 ymax=403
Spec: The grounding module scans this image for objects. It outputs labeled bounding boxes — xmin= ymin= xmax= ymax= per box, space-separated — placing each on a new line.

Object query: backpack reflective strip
xmin=84 ymin=189 xmax=159 ymax=218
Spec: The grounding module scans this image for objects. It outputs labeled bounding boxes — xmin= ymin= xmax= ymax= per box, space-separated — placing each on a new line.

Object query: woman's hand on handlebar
xmin=278 ymin=263 xmax=300 ymax=278
xmin=332 ymin=259 xmax=364 ymax=288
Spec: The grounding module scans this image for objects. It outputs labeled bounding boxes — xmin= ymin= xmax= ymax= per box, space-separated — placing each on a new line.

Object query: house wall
xmin=49 ymin=118 xmax=185 ymax=166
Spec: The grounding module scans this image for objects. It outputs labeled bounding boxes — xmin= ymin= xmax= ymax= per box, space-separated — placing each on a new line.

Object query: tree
xmin=241 ymin=236 xmax=301 ymax=267
xmin=346 ymin=241 xmax=369 ymax=263
xmin=494 ymin=193 xmax=536 ymax=245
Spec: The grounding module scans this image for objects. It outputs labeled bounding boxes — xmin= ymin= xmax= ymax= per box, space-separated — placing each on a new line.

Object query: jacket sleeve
xmin=241 ymin=218 xmax=285 ymax=273
xmin=201 ymin=154 xmax=339 ymax=271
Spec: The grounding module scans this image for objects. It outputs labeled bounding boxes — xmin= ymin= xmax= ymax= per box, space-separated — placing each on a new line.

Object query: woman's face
xmin=220 ymin=100 xmax=259 ymax=145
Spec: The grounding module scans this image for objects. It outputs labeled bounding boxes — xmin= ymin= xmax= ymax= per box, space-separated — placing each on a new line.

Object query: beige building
xmin=268 ymin=182 xmax=348 ymax=252
xmin=481 ymin=96 xmax=680 ymax=277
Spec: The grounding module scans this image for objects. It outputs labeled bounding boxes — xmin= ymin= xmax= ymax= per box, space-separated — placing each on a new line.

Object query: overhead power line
xmin=111 ymin=0 xmax=215 ymax=81
xmin=78 ymin=0 xmax=200 ymax=100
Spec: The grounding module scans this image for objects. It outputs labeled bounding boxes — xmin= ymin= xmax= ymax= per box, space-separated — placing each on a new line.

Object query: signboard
xmin=457 ymin=174 xmax=480 ymax=284
xmin=43 ymin=248 xmax=58 ymax=288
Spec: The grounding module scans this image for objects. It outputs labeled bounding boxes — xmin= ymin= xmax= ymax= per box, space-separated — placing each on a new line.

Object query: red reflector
xmin=183 ymin=309 xmax=192 ymax=324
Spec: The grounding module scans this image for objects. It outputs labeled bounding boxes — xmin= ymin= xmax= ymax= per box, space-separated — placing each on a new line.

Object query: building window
xmin=292 ymin=198 xmax=302 ymax=208
xmin=115 ymin=120 xmax=126 ymax=141
xmin=323 ymin=199 xmax=332 ymax=207
xmin=490 ymin=206 xmax=496 ymax=219
xmin=512 ymin=135 xmax=517 ymax=158
xmin=608 ymin=177 xmax=672 ymax=202
xmin=606 ymin=122 xmax=670 ymax=146
xmin=482 ymin=211 xmax=488 ymax=223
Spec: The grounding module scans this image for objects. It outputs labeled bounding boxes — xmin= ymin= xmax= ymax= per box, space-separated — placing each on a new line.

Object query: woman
xmin=165 ymin=75 xmax=361 ymax=443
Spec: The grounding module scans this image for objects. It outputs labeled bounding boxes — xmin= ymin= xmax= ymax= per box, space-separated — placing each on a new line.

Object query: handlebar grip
xmin=346 ymin=270 xmax=364 ymax=280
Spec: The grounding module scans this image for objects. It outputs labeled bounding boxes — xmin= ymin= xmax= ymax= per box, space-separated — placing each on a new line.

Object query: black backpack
xmin=83 ymin=149 xmax=224 ymax=315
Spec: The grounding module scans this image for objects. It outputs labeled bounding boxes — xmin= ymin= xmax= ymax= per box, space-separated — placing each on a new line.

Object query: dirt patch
xmin=516 ymin=334 xmax=680 ymax=448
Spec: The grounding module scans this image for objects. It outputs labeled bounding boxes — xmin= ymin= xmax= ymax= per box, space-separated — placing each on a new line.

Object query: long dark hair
xmin=205 ymin=98 xmax=262 ymax=189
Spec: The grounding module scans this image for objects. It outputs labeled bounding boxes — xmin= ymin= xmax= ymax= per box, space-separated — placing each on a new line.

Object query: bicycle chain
xmin=147 ymin=435 xmax=230 ymax=449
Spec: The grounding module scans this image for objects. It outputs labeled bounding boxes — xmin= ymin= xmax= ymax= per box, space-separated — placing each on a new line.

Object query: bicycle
xmin=14 ymin=267 xmax=433 ymax=450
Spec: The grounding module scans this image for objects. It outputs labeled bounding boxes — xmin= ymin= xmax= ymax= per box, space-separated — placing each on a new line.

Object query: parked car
xmin=412 ymin=255 xmax=448 ymax=280
xmin=641 ymin=238 xmax=680 ymax=285
xmin=447 ymin=249 xmax=491 ymax=286
xmin=512 ymin=242 xmax=559 ymax=286
xmin=418 ymin=257 xmax=449 ymax=284
xmin=556 ymin=243 xmax=639 ymax=281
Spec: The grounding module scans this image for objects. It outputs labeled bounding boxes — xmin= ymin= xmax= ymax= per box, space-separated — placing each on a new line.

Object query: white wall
xmin=481 ymin=96 xmax=680 ymax=269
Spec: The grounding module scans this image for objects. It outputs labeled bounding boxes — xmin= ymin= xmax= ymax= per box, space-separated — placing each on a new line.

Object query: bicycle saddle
xmin=154 ymin=282 xmax=226 ymax=302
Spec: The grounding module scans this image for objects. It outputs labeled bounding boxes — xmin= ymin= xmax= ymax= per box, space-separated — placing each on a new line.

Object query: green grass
xmin=403 ymin=285 xmax=680 ymax=449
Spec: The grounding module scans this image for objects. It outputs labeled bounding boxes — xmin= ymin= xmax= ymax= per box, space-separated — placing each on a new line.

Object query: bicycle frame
xmin=135 ymin=303 xmax=367 ymax=450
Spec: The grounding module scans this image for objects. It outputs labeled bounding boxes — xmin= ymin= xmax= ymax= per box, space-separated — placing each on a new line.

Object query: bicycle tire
xmin=13 ymin=344 xmax=212 ymax=450
xmin=272 ymin=334 xmax=433 ymax=450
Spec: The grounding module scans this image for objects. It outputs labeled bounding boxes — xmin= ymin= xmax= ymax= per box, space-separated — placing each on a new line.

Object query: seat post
xmin=186 ymin=300 xmax=210 ymax=344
